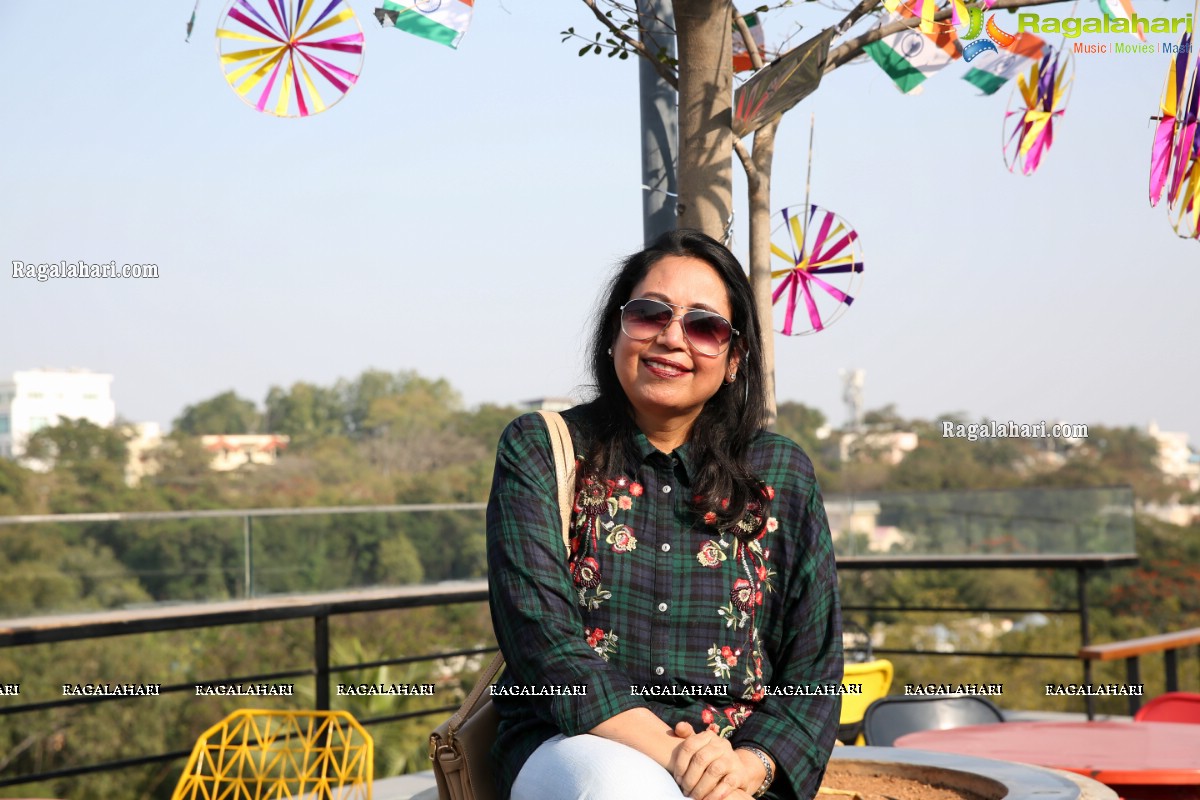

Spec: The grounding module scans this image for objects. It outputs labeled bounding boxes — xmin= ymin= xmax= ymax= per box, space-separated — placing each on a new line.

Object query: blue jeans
xmin=510 ymin=733 xmax=692 ymax=800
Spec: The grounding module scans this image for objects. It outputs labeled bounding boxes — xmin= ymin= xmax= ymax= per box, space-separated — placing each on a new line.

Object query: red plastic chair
xmin=1134 ymin=691 xmax=1200 ymax=723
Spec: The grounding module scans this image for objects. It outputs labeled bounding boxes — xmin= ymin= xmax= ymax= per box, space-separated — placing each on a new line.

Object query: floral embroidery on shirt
xmin=717 ymin=600 xmax=750 ymax=630
xmin=723 ymin=702 xmax=754 ymax=728
xmin=569 ymin=476 xmax=643 ymax=609
xmin=695 ymin=486 xmax=779 ymax=699
xmin=585 ymin=627 xmax=619 ymax=661
xmin=700 ymin=702 xmax=754 ymax=738
xmin=572 ymin=556 xmax=602 ymax=588
xmin=696 ymin=540 xmax=726 ymax=567
xmin=706 ymin=644 xmax=741 ymax=679
xmin=606 ymin=524 xmax=637 ymax=553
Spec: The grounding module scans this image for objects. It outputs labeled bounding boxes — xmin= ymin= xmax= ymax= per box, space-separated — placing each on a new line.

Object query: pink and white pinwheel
xmin=770 ymin=205 xmax=864 ymax=336
xmin=217 ymin=0 xmax=365 ymax=117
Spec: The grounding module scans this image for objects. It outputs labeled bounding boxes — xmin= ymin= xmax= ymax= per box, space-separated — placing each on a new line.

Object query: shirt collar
xmin=632 ymin=430 xmax=696 ymax=481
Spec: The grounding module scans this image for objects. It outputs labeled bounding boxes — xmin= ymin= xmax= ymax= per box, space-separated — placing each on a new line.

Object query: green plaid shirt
xmin=487 ymin=407 xmax=842 ymax=800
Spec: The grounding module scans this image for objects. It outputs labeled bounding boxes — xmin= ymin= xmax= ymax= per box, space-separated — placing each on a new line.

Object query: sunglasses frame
xmin=619 ymin=297 xmax=740 ymax=356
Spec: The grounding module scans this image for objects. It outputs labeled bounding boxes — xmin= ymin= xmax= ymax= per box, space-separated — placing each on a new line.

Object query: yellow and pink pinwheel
xmin=217 ymin=0 xmax=365 ymax=117
xmin=770 ymin=205 xmax=864 ymax=336
xmin=1003 ymin=45 xmax=1073 ymax=176
xmin=1149 ymin=33 xmax=1200 ymax=240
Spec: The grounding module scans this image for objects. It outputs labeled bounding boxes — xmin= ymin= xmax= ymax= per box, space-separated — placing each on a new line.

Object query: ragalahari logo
xmin=957 ymin=7 xmax=1020 ymax=62
xmin=886 ymin=0 xmax=1026 ymax=61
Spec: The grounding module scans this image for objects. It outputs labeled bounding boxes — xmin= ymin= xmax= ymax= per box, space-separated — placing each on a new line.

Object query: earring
xmin=725 ymin=372 xmax=736 ymax=384
xmin=607 ymin=347 xmax=613 ymax=357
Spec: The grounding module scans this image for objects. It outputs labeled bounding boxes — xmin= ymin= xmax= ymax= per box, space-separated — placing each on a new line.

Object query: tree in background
xmin=24 ymin=418 xmax=132 ymax=512
xmin=173 ymin=390 xmax=261 ymax=435
xmin=264 ymin=381 xmax=344 ymax=442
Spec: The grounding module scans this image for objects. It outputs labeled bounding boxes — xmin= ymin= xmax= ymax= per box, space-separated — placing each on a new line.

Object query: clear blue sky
xmin=2 ymin=1 xmax=1197 ymax=443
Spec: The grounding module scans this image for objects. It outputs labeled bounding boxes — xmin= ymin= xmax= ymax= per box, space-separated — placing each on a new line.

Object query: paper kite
xmin=1003 ymin=45 xmax=1073 ymax=175
xmin=1150 ymin=33 xmax=1200 ymax=239
xmin=770 ymin=205 xmax=864 ymax=336
xmin=216 ymin=0 xmax=365 ymax=117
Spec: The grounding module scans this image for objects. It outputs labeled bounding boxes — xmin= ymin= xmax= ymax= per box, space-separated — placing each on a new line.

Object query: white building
xmin=838 ymin=429 xmax=919 ymax=465
xmin=1147 ymin=421 xmax=1200 ymax=492
xmin=124 ymin=421 xmax=164 ymax=486
xmin=0 ymin=369 xmax=116 ymax=460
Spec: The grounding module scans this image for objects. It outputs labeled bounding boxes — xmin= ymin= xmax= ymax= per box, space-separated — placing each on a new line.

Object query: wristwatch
xmin=740 ymin=746 xmax=774 ymax=798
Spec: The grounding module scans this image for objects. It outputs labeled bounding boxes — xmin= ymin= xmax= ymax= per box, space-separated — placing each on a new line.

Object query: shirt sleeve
xmin=730 ymin=445 xmax=843 ymax=800
xmin=487 ymin=413 xmax=648 ymax=735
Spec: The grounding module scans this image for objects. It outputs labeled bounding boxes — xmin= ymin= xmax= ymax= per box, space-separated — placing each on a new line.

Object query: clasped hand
xmin=668 ymin=721 xmax=763 ymax=800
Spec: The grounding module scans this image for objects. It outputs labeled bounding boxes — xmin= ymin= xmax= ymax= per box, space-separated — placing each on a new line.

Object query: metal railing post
xmin=1077 ymin=567 xmax=1095 ymax=720
xmin=1165 ymin=649 xmax=1179 ymax=692
xmin=243 ymin=515 xmax=253 ymax=598
xmin=315 ymin=614 xmax=330 ymax=710
xmin=1125 ymin=656 xmax=1142 ymax=716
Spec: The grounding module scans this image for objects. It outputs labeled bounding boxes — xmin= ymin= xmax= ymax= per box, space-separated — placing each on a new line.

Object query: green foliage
xmin=3 ymin=373 xmax=1199 ymax=797
xmin=264 ymin=381 xmax=345 ymax=442
xmin=25 ymin=417 xmax=129 ymax=468
xmin=173 ymin=391 xmax=261 ymax=435
xmin=775 ymin=401 xmax=826 ymax=455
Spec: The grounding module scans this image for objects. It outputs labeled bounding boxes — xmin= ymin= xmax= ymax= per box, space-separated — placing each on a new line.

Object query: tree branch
xmin=733 ymin=6 xmax=769 ymax=184
xmin=825 ymin=0 xmax=1084 ymax=72
xmin=734 ymin=6 xmax=767 ymax=71
xmin=833 ymin=0 xmax=887 ymax=38
xmin=733 ymin=135 xmax=754 ymax=176
xmin=581 ymin=0 xmax=679 ymax=89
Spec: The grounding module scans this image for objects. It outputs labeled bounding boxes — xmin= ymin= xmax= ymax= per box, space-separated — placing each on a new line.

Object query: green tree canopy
xmin=173 ymin=391 xmax=261 ymax=435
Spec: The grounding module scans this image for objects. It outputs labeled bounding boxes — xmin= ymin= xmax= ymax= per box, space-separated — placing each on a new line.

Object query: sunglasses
xmin=619 ymin=298 xmax=739 ymax=356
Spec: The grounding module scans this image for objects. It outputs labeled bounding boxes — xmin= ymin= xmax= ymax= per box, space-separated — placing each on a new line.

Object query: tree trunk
xmin=674 ymin=0 xmax=733 ymax=237
xmin=747 ymin=116 xmax=780 ymax=427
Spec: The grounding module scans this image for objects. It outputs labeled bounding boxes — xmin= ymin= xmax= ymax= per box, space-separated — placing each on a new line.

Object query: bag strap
xmin=537 ymin=409 xmax=577 ymax=550
xmin=447 ymin=411 xmax=576 ymax=736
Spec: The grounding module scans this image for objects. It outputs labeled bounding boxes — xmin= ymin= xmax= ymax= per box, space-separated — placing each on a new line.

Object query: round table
xmin=895 ymin=720 xmax=1200 ymax=798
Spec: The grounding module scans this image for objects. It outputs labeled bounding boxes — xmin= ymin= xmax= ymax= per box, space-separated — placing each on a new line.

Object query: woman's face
xmin=613 ymin=254 xmax=740 ymax=440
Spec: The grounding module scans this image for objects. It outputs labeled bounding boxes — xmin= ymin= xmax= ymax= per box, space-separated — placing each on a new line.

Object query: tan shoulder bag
xmin=428 ymin=410 xmax=576 ymax=800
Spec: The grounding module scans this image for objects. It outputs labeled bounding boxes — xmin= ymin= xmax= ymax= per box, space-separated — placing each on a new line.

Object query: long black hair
xmin=582 ymin=228 xmax=770 ymax=534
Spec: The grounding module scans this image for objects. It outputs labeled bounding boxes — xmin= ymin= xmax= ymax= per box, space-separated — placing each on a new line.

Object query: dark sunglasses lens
xmin=683 ymin=312 xmax=732 ymax=354
xmin=622 ymin=299 xmax=673 ymax=339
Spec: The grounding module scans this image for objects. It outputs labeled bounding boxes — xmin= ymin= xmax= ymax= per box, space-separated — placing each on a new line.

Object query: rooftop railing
xmin=0 ymin=486 xmax=1165 ymax=796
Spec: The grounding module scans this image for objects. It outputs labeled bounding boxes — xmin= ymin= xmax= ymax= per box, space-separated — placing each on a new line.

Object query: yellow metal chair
xmin=172 ymin=709 xmax=373 ymax=800
xmin=839 ymin=659 xmax=894 ymax=745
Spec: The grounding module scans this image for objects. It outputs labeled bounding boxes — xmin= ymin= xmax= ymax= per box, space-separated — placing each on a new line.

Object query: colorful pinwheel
xmin=1003 ymin=45 xmax=1073 ymax=176
xmin=217 ymin=0 xmax=365 ymax=118
xmin=1150 ymin=33 xmax=1200 ymax=240
xmin=769 ymin=205 xmax=864 ymax=336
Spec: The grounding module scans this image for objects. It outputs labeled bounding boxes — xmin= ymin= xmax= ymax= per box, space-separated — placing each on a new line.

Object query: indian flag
xmin=962 ymin=32 xmax=1045 ymax=95
xmin=864 ymin=12 xmax=961 ymax=94
xmin=1098 ymin=0 xmax=1147 ymax=42
xmin=733 ymin=13 xmax=765 ymax=72
xmin=376 ymin=0 xmax=474 ymax=49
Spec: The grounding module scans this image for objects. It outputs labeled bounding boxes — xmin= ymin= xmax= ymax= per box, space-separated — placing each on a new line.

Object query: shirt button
xmin=662 ymin=485 xmax=672 ymax=494
xmin=660 ymin=543 xmax=671 ymax=552
xmin=657 ymin=602 xmax=669 ymax=612
xmin=655 ymin=666 xmax=665 ymax=676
